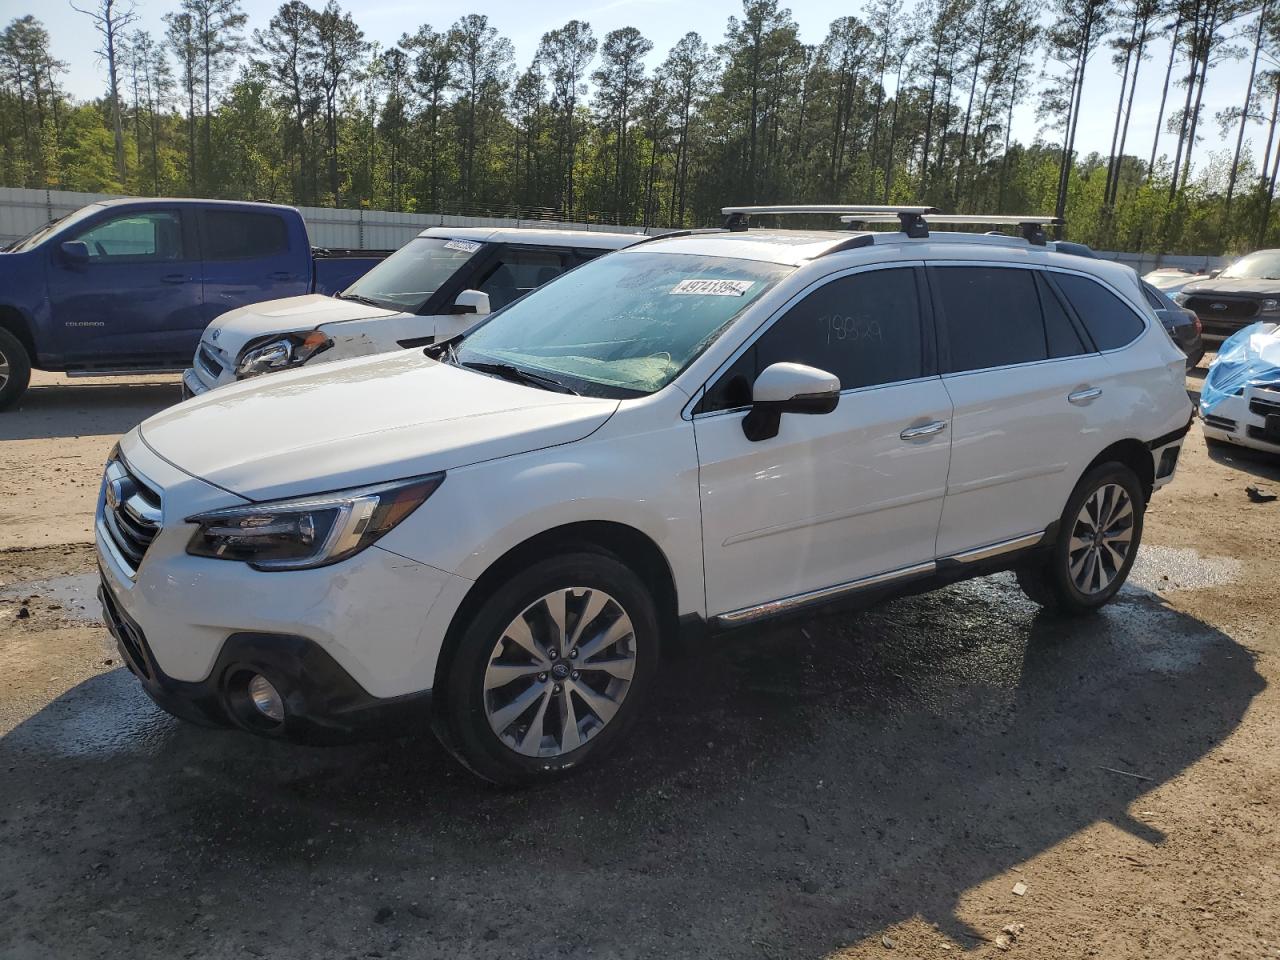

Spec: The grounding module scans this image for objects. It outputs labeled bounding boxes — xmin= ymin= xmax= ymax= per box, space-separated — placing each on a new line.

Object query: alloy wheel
xmin=1068 ymin=482 xmax=1134 ymax=594
xmin=483 ymin=587 xmax=637 ymax=757
xmin=0 ymin=348 xmax=8 ymax=391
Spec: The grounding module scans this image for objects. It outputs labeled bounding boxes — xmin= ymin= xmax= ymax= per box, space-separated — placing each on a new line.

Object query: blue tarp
xmin=1200 ymin=321 xmax=1280 ymax=413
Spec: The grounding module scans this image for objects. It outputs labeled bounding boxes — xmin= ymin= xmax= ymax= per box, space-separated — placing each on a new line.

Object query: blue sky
xmin=28 ymin=0 xmax=1265 ymax=182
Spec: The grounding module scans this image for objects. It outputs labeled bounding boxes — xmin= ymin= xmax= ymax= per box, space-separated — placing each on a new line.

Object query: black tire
xmin=437 ymin=550 xmax=661 ymax=786
xmin=0 ymin=326 xmax=32 ymax=411
xmin=1015 ymin=461 xmax=1146 ymax=616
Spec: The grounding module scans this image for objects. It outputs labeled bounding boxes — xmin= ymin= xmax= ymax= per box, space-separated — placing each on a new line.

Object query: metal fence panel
xmin=0 ymin=188 xmax=1233 ymax=273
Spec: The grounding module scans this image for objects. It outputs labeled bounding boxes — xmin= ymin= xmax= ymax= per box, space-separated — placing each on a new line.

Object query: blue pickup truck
xmin=0 ymin=197 xmax=388 ymax=409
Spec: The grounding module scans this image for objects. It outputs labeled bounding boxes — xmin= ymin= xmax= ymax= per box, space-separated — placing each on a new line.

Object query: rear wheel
xmin=1016 ymin=462 xmax=1145 ymax=615
xmin=0 ymin=326 xmax=32 ymax=411
xmin=438 ymin=551 xmax=660 ymax=785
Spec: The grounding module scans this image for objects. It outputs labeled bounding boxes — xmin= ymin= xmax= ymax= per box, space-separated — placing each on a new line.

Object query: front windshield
xmin=6 ymin=203 xmax=105 ymax=253
xmin=340 ymin=236 xmax=486 ymax=312
xmin=1221 ymin=251 xmax=1280 ymax=281
xmin=455 ymin=251 xmax=792 ymax=398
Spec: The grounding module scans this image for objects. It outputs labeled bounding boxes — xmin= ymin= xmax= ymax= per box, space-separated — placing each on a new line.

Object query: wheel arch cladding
xmin=431 ymin=520 xmax=679 ymax=707
xmin=0 ymin=305 xmax=35 ymax=360
xmin=1086 ymin=439 xmax=1155 ymax=502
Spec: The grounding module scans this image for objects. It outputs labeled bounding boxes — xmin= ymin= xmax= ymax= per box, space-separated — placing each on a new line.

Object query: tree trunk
xmin=1104 ymin=17 xmax=1139 ymax=208
xmin=1148 ymin=16 xmax=1181 ymax=182
xmin=1225 ymin=0 xmax=1267 ymax=213
xmin=1110 ymin=20 xmax=1148 ymax=206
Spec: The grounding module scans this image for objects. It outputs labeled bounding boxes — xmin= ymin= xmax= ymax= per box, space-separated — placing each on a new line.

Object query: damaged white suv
xmin=98 ymin=207 xmax=1192 ymax=784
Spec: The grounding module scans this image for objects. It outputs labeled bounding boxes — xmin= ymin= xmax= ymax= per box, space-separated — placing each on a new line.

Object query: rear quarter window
xmin=1054 ymin=273 xmax=1146 ymax=350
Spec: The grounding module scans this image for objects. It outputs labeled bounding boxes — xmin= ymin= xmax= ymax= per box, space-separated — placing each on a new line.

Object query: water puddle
xmin=0 ymin=572 xmax=103 ymax=624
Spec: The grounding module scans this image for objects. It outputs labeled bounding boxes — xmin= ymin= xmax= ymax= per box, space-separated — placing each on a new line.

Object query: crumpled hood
xmin=1201 ymin=322 xmax=1280 ymax=413
xmin=140 ymin=350 xmax=619 ymax=501
xmin=1183 ymin=277 xmax=1280 ymax=298
xmin=202 ymin=293 xmax=407 ymax=363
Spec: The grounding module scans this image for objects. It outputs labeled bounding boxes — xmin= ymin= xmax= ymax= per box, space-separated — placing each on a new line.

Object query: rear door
xmin=694 ymin=264 xmax=953 ymax=618
xmin=199 ymin=208 xmax=309 ymax=341
xmin=930 ymin=263 xmax=1116 ymax=557
xmin=49 ymin=207 xmax=203 ymax=367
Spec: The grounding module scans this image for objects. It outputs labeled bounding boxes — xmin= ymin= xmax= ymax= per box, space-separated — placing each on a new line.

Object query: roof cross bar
xmin=839 ymin=213 xmax=1064 ymax=246
xmin=720 ymin=204 xmax=939 ymax=236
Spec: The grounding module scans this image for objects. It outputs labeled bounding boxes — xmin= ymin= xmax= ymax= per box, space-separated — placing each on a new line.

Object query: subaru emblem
xmin=105 ymin=478 xmax=123 ymax=510
xmin=210 ymin=328 xmax=220 ymax=341
xmin=1210 ymin=302 xmax=1227 ymax=311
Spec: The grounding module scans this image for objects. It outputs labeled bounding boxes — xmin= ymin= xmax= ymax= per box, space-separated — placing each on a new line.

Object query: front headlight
xmin=235 ymin=331 xmax=332 ymax=379
xmin=1173 ymin=292 xmax=1190 ymax=305
xmin=185 ymin=474 xmax=444 ymax=570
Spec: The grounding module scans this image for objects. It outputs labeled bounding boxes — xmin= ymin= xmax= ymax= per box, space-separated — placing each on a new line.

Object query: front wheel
xmin=0 ymin=326 xmax=32 ymax=411
xmin=438 ymin=551 xmax=660 ymax=785
xmin=1016 ymin=462 xmax=1146 ymax=615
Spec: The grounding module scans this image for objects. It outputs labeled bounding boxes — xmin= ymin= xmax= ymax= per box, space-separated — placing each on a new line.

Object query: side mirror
xmin=60 ymin=240 xmax=90 ymax=265
xmin=742 ymin=362 xmax=840 ymax=442
xmin=1207 ymin=269 xmax=1222 ymax=279
xmin=450 ymin=289 xmax=491 ymax=316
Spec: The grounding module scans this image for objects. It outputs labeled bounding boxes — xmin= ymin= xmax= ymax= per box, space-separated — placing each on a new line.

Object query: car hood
xmin=140 ymin=350 xmax=619 ymax=501
xmin=202 ymin=293 xmax=408 ymax=362
xmin=1182 ymin=277 xmax=1280 ymax=298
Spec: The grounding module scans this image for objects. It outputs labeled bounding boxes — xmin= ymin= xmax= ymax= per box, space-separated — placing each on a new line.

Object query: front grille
xmin=197 ymin=346 xmax=224 ymax=378
xmin=1185 ymin=296 xmax=1259 ymax=321
xmin=100 ymin=457 xmax=162 ymax=575
xmin=99 ymin=580 xmax=152 ymax=679
xmin=1249 ymin=396 xmax=1280 ymax=418
xmin=1203 ymin=414 xmax=1237 ymax=432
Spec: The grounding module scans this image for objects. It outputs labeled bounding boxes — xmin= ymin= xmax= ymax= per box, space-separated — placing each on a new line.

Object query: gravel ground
xmin=1 ymin=366 xmax=1277 ymax=959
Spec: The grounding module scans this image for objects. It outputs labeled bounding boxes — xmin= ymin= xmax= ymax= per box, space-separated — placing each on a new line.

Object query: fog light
xmin=248 ymin=674 xmax=284 ymax=722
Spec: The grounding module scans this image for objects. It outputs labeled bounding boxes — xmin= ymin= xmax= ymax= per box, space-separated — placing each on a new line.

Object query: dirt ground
xmin=0 ymin=365 xmax=1277 ymax=959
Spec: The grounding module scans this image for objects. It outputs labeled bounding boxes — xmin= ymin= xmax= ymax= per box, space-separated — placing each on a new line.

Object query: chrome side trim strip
xmin=712 ymin=561 xmax=936 ymax=627
xmin=945 ymin=531 xmax=1045 ymax=564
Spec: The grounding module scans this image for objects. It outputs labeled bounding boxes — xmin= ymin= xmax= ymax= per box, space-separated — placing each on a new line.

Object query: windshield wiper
xmin=338 ymin=292 xmax=387 ymax=308
xmin=461 ymin=361 xmax=579 ymax=395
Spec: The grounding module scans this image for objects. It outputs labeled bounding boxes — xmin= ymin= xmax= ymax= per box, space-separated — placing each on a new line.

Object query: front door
xmin=49 ymin=207 xmax=203 ymax=368
xmin=694 ymin=265 xmax=953 ymax=618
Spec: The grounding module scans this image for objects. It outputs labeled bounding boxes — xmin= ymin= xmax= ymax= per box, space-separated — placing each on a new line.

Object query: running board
xmin=65 ymin=368 xmax=185 ymax=378
xmin=711 ymin=531 xmax=1047 ymax=628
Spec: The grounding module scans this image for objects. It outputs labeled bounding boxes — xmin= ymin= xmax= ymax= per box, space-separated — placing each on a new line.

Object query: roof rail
xmin=628 ymin=227 xmax=728 ymax=247
xmin=720 ymin=204 xmax=940 ymax=238
xmin=839 ymin=213 xmax=1064 ymax=246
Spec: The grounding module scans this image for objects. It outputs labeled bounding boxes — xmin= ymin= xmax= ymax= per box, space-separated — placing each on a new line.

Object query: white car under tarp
xmin=1200 ymin=321 xmax=1280 ymax=453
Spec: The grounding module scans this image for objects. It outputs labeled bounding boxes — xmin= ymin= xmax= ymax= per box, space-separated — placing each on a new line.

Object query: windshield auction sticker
xmin=444 ymin=239 xmax=482 ymax=253
xmin=669 ymin=278 xmax=754 ymax=296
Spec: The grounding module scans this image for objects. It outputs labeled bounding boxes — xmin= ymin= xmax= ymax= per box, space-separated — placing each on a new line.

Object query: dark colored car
xmin=1143 ymin=280 xmax=1205 ymax=369
xmin=0 ymin=198 xmax=388 ymax=410
xmin=1175 ymin=249 xmax=1280 ymax=340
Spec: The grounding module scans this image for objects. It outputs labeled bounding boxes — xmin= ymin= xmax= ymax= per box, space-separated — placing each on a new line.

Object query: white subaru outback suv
xmin=182 ymin=226 xmax=642 ymax=396
xmin=98 ymin=206 xmax=1192 ymax=784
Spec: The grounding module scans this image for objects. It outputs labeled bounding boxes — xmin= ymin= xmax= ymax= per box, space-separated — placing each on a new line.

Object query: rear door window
xmin=1036 ymin=272 xmax=1089 ymax=358
xmin=202 ymin=210 xmax=290 ymax=261
xmin=933 ymin=266 xmax=1046 ymax=372
xmin=1053 ymin=273 xmax=1146 ymax=350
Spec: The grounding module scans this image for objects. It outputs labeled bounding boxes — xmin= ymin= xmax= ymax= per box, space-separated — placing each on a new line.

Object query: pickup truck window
xmin=7 ymin=203 xmax=102 ymax=253
xmin=341 ymin=236 xmax=485 ymax=313
xmin=455 ymin=251 xmax=790 ymax=399
xmin=73 ymin=211 xmax=184 ymax=262
xmin=203 ymin=210 xmax=289 ymax=260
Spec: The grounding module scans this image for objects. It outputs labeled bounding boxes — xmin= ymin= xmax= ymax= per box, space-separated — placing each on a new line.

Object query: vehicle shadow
xmin=1205 ymin=438 xmax=1280 ymax=481
xmin=0 ymin=575 xmax=1262 ymax=958
xmin=0 ymin=378 xmax=180 ymax=441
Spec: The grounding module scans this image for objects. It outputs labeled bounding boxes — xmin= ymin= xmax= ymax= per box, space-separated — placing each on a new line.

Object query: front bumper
xmin=1201 ymin=384 xmax=1280 ymax=454
xmin=99 ymin=578 xmax=433 ymax=742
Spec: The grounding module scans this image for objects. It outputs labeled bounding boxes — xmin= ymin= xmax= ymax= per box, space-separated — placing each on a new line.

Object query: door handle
xmin=269 ymin=271 xmax=294 ymax=281
xmin=900 ymin=419 xmax=948 ymax=441
xmin=1068 ymin=387 xmax=1103 ymax=405
xmin=161 ymin=274 xmax=189 ymax=284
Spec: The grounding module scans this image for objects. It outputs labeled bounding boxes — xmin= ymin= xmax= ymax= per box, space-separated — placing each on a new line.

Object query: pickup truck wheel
xmin=0 ymin=327 xmax=32 ymax=411
xmin=1015 ymin=462 xmax=1145 ymax=616
xmin=439 ymin=551 xmax=660 ymax=785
